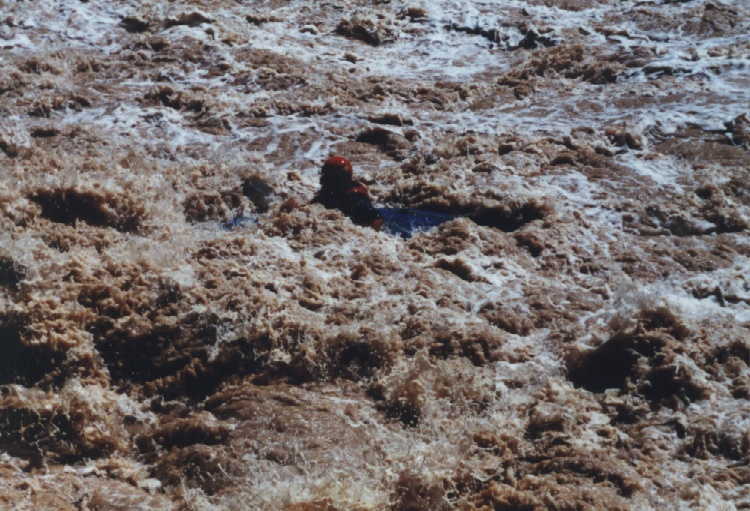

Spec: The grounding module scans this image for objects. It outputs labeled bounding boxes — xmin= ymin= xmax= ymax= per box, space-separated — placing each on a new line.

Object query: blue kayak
xmin=376 ymin=207 xmax=456 ymax=239
xmin=222 ymin=208 xmax=455 ymax=239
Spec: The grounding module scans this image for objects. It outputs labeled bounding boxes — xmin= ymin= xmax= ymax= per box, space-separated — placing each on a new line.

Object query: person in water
xmin=316 ymin=156 xmax=384 ymax=230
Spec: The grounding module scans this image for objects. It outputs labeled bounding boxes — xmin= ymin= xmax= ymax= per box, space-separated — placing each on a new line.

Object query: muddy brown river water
xmin=0 ymin=0 xmax=749 ymax=509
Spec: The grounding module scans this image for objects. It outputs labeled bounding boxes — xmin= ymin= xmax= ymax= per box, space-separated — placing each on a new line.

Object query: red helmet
xmin=321 ymin=155 xmax=354 ymax=190
xmin=322 ymin=156 xmax=353 ymax=176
